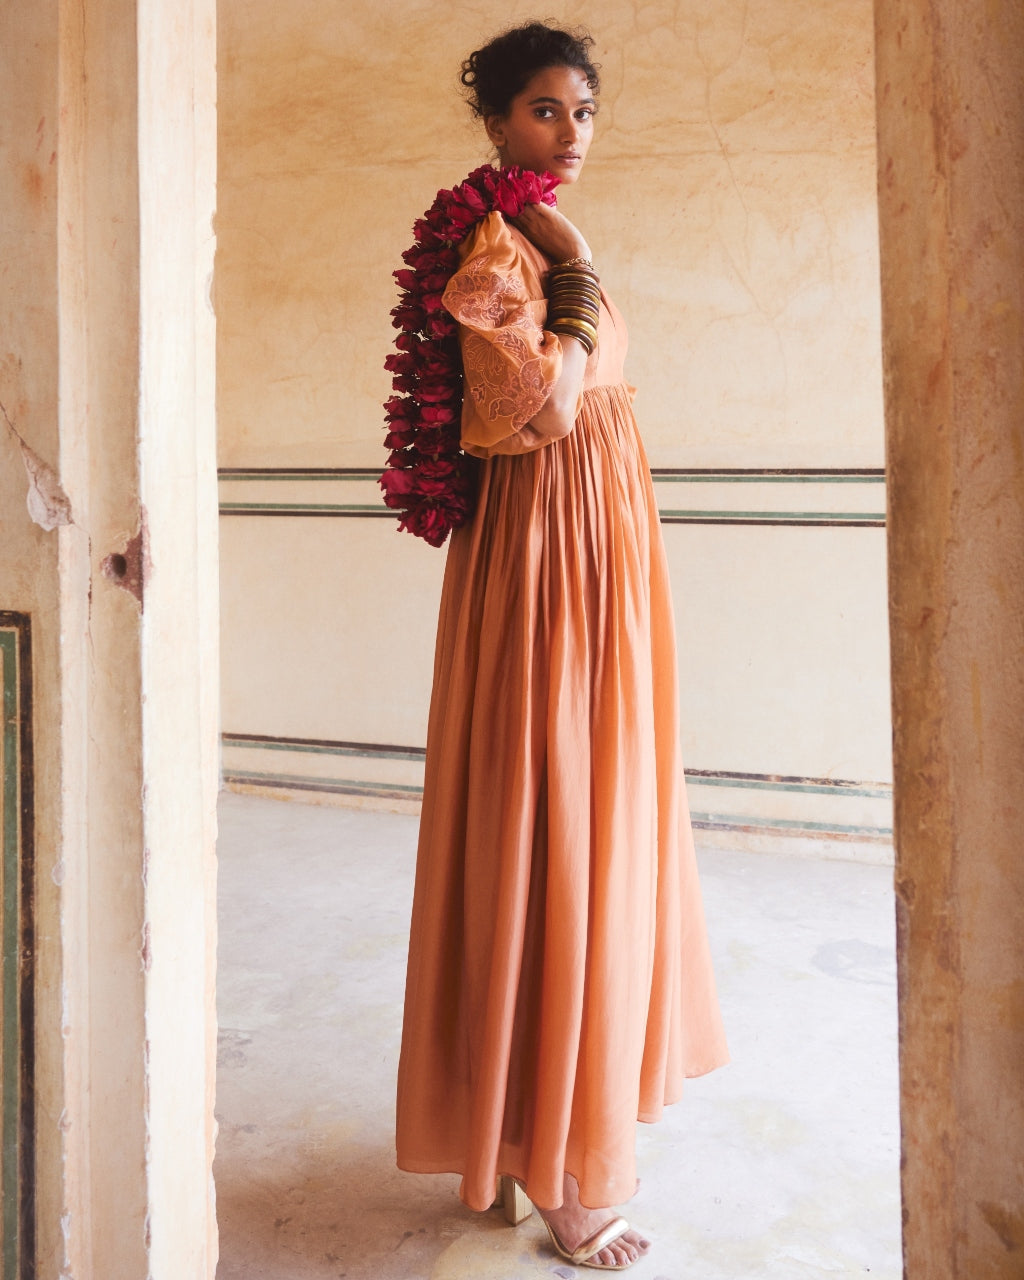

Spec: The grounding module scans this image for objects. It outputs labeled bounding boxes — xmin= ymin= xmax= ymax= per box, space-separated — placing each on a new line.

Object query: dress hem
xmin=396 ymin=1157 xmax=640 ymax=1214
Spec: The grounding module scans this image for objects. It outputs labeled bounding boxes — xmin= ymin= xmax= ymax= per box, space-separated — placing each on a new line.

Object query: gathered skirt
xmin=396 ymin=383 xmax=728 ymax=1213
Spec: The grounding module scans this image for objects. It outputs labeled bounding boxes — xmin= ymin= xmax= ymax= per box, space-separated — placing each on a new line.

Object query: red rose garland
xmin=381 ymin=164 xmax=559 ymax=547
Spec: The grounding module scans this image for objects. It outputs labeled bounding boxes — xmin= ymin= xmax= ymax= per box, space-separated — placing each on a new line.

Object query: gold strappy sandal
xmin=496 ymin=1175 xmax=639 ymax=1272
xmin=494 ymin=1174 xmax=532 ymax=1225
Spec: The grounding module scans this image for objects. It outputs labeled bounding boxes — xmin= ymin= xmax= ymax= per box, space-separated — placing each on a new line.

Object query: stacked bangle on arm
xmin=546 ymin=257 xmax=601 ymax=355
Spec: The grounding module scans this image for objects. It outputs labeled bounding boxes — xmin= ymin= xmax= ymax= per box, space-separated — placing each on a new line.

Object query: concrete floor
xmin=214 ymin=791 xmax=901 ymax=1280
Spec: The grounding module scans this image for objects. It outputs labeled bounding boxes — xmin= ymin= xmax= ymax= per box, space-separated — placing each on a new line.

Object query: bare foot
xmin=537 ymin=1172 xmax=650 ymax=1269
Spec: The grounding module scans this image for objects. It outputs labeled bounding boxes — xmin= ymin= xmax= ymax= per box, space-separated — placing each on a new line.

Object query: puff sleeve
xmin=443 ymin=212 xmax=575 ymax=457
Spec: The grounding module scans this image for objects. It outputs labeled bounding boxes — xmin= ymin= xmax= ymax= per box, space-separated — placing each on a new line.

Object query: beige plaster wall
xmin=1 ymin=0 xmax=219 ymax=1273
xmin=218 ymin=0 xmax=890 ymax=845
xmin=0 ymin=0 xmax=71 ymax=1267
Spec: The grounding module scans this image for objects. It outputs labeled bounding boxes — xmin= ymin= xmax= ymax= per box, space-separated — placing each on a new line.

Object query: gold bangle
xmin=564 ymin=331 xmax=595 ymax=354
xmin=555 ymin=255 xmax=595 ymax=271
xmin=550 ymin=307 xmax=600 ymax=326
xmin=548 ymin=264 xmax=600 ymax=284
xmin=549 ymin=293 xmax=600 ymax=311
xmin=548 ymin=290 xmax=600 ymax=312
xmin=549 ymin=318 xmax=598 ymax=345
xmin=549 ymin=314 xmax=598 ymax=334
xmin=549 ymin=284 xmax=599 ymax=299
xmin=548 ymin=308 xmax=599 ymax=329
xmin=548 ymin=274 xmax=601 ymax=291
xmin=549 ymin=325 xmax=595 ymax=355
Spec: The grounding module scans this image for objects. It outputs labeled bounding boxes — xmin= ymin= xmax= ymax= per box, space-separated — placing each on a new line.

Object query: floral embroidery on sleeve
xmin=443 ymin=248 xmax=560 ymax=444
xmin=444 ymin=253 xmax=519 ymax=327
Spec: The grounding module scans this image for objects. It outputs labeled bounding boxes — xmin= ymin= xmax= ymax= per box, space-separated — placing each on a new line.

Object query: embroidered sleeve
xmin=442 ymin=214 xmax=563 ymax=454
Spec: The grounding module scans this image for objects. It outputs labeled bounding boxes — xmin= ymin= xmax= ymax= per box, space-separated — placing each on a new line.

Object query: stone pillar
xmin=874 ymin=1 xmax=1024 ymax=1274
xmin=0 ymin=0 xmax=218 ymax=1274
xmin=136 ymin=0 xmax=220 ymax=1273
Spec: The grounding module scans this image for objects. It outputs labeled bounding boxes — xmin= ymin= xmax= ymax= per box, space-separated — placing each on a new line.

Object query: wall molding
xmin=0 ymin=612 xmax=35 ymax=1279
xmin=222 ymin=732 xmax=893 ymax=844
xmin=218 ymin=467 xmax=887 ymax=527
xmin=222 ymin=732 xmax=424 ymax=803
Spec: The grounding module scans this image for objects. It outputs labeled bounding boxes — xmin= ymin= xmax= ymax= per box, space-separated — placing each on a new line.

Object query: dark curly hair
xmin=460 ymin=22 xmax=600 ymax=119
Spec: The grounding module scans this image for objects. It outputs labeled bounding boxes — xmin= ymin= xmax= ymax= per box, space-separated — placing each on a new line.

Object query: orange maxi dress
xmin=396 ymin=211 xmax=728 ymax=1214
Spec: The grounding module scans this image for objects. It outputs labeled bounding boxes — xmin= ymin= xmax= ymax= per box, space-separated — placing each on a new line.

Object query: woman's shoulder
xmin=458 ymin=212 xmax=548 ymax=279
xmin=458 ymin=211 xmax=518 ymax=266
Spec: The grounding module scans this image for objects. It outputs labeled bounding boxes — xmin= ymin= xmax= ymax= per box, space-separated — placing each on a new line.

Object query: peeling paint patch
xmin=59 ymin=1207 xmax=73 ymax=1279
xmin=101 ymin=512 xmax=150 ymax=606
xmin=0 ymin=397 xmax=73 ymax=530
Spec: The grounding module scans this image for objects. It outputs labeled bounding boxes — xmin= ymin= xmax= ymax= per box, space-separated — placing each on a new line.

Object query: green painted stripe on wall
xmin=688 ymin=774 xmax=891 ymax=799
xmin=219 ymin=468 xmax=885 ymax=483
xmin=217 ymin=469 xmax=887 ymax=523
xmin=219 ymin=502 xmax=387 ymax=515
xmin=219 ymin=502 xmax=886 ymax=524
xmin=691 ymin=811 xmax=893 ymax=838
xmin=223 ymin=736 xmax=423 ymax=763
xmin=222 ymin=769 xmax=893 ymax=838
xmin=652 ymin=473 xmax=885 ymax=483
xmin=221 ymin=734 xmax=891 ymax=800
xmin=223 ymin=768 xmax=423 ymax=797
xmin=659 ymin=510 xmax=885 ymax=523
xmin=220 ymin=737 xmax=893 ymax=838
xmin=219 ymin=469 xmax=381 ymax=481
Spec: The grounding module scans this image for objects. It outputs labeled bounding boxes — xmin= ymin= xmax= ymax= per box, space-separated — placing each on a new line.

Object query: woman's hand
xmin=510 ymin=204 xmax=592 ymax=266
xmin=506 ymin=204 xmax=594 ymax=442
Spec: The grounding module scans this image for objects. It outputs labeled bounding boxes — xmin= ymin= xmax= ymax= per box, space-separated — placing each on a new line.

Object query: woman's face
xmin=485 ymin=65 xmax=596 ymax=184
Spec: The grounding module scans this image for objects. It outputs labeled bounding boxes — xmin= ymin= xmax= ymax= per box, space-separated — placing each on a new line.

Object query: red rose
xmin=384 ymin=425 xmax=417 ymax=449
xmin=417 ymin=352 xmax=457 ymax=378
xmin=390 ymin=304 xmax=425 ymax=332
xmin=424 ymin=313 xmax=456 ymax=340
xmin=416 ymin=378 xmax=458 ymax=404
xmin=380 ymin=467 xmax=417 ymax=498
xmin=417 ymin=457 xmax=456 ymax=478
xmin=403 ymin=503 xmax=450 ymax=548
xmin=419 ymin=271 xmax=451 ymax=295
xmin=457 ymin=184 xmax=488 ymax=216
xmin=419 ymin=404 xmax=458 ymax=425
xmin=412 ymin=217 xmax=443 ymax=247
xmin=384 ymin=351 xmax=416 ymax=375
xmin=415 ymin=426 xmax=460 ymax=456
xmin=384 ymin=395 xmax=415 ymax=420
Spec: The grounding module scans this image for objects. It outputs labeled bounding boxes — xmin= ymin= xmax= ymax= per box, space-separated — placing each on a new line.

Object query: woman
xmin=395 ymin=22 xmax=728 ymax=1271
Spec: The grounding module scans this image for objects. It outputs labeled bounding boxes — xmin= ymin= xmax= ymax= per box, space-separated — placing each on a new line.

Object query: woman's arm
xmin=511 ymin=203 xmax=594 ymax=440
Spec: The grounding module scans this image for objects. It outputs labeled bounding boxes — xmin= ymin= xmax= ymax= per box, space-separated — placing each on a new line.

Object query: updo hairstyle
xmin=460 ymin=22 xmax=600 ymax=119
